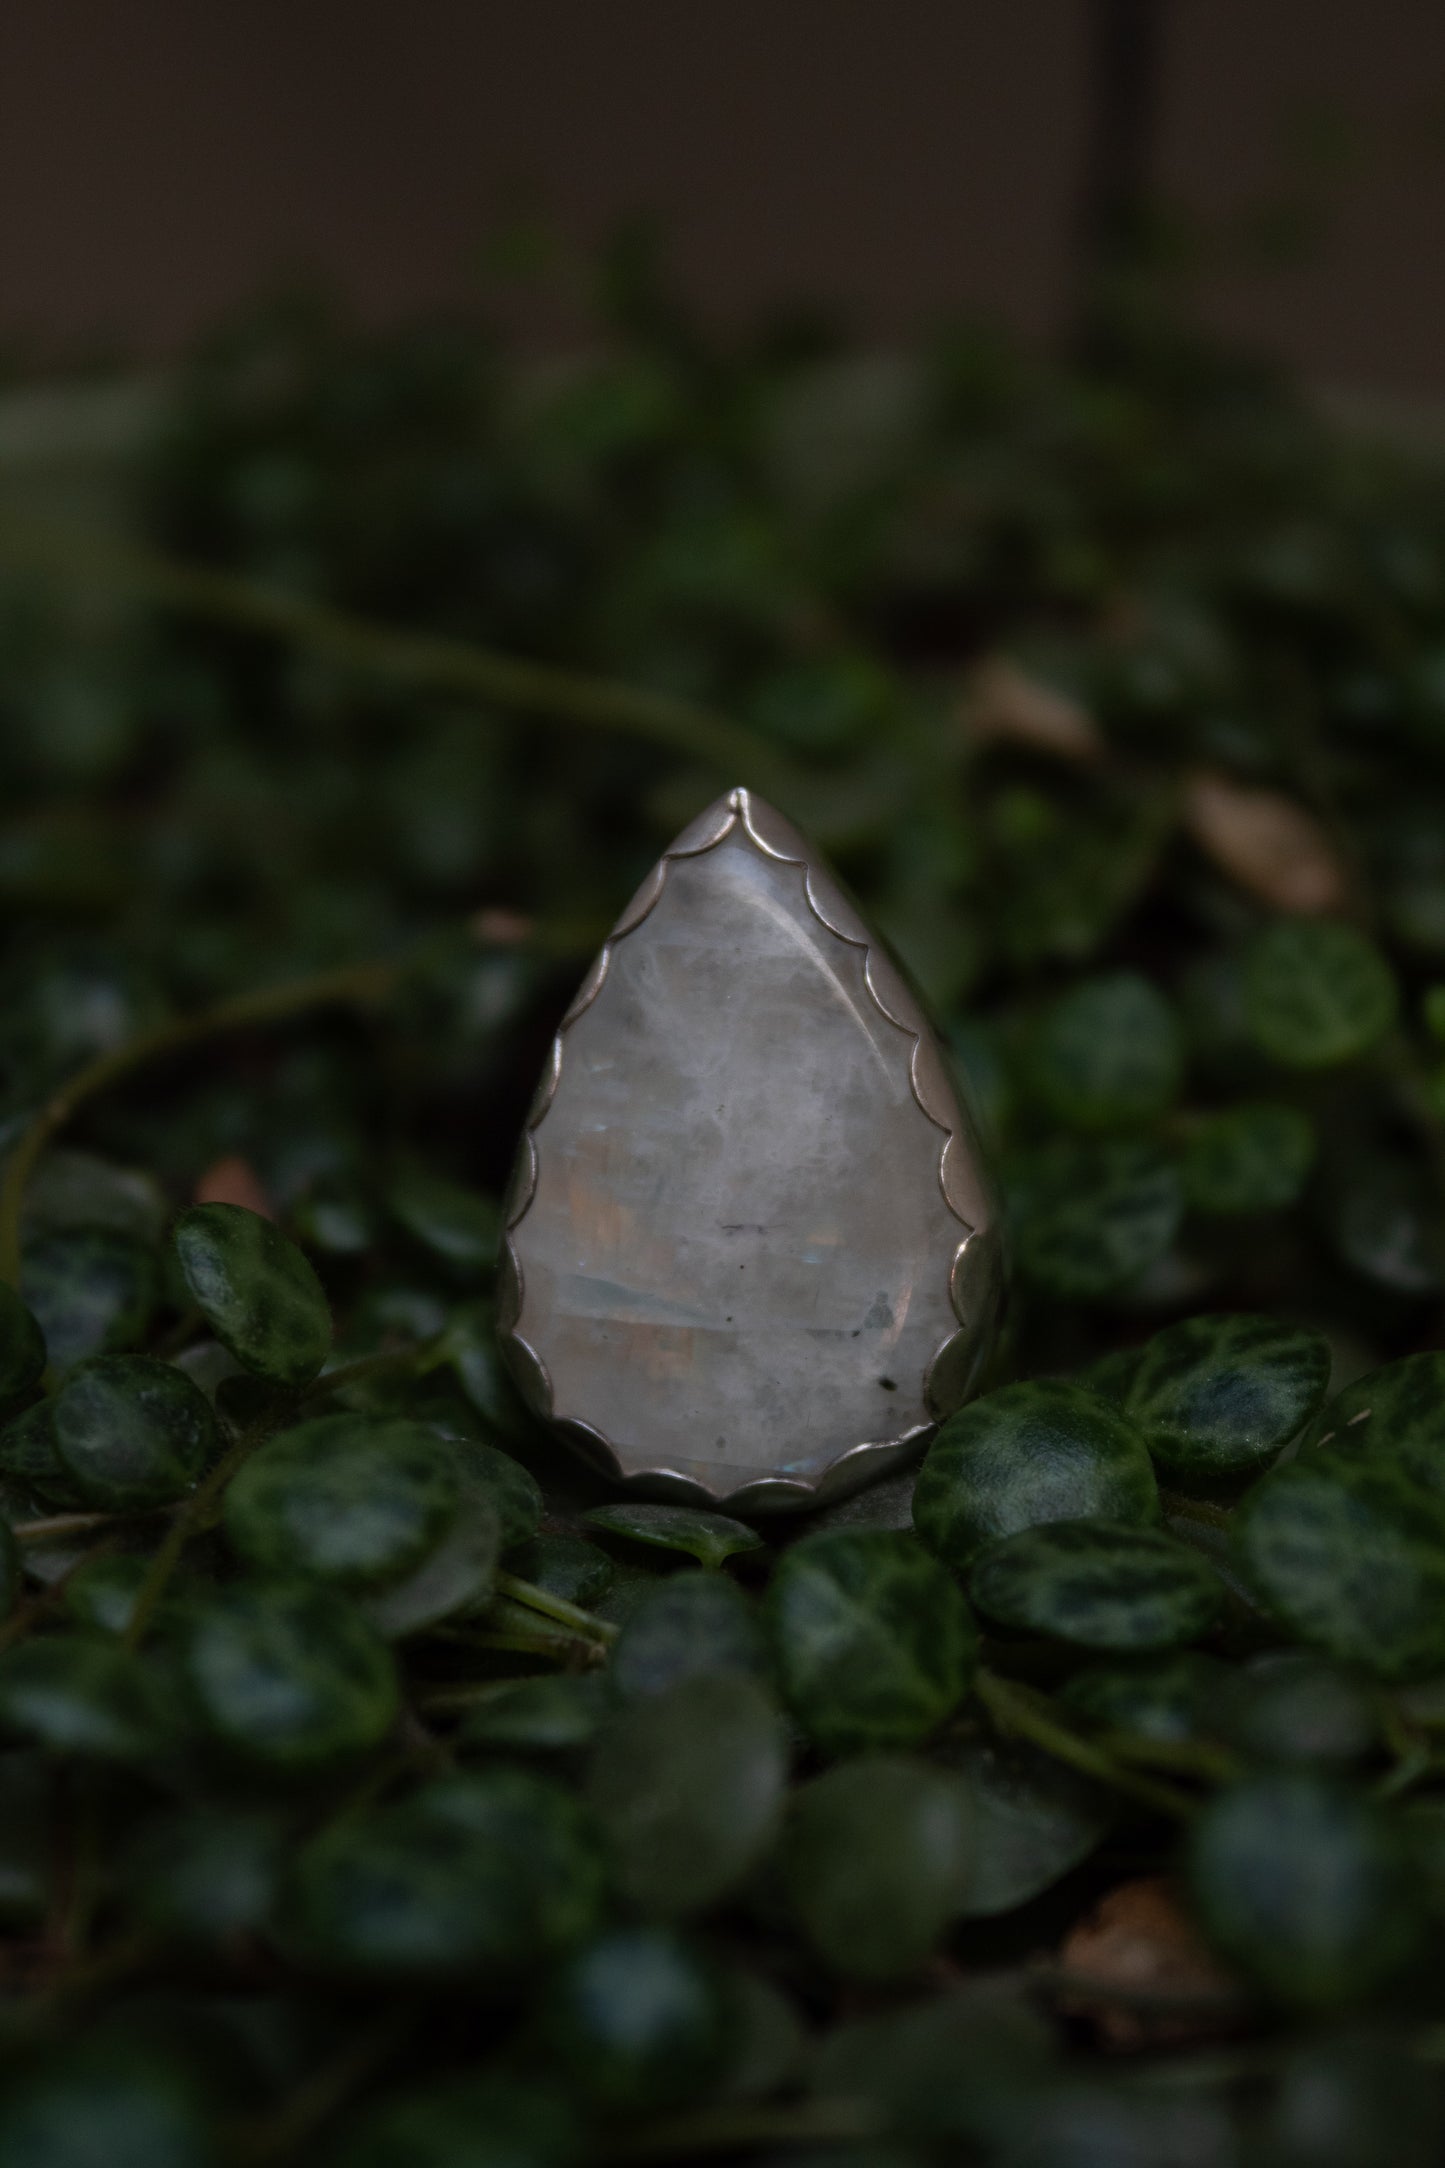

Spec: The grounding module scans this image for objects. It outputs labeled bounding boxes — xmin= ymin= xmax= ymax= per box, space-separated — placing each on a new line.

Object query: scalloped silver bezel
xmin=498 ymin=787 xmax=1001 ymax=1513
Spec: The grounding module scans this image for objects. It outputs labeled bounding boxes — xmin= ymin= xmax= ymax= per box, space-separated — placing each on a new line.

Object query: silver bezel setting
xmin=498 ymin=787 xmax=1001 ymax=1513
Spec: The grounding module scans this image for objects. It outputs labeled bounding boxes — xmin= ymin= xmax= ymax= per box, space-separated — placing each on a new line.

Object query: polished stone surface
xmin=503 ymin=792 xmax=995 ymax=1505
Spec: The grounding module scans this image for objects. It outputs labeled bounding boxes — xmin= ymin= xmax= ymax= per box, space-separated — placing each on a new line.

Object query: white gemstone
xmin=501 ymin=790 xmax=998 ymax=1509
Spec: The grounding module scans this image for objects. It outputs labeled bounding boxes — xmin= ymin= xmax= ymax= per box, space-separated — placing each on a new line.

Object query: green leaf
xmin=1244 ymin=917 xmax=1398 ymax=1068
xmin=458 ymin=1674 xmax=607 ymax=1755
xmin=1326 ymin=1146 xmax=1444 ymax=1293
xmin=24 ymin=1149 xmax=168 ymax=1245
xmin=355 ymin=1486 xmax=502 ymax=1639
xmin=288 ymin=1768 xmax=604 ymax=1980
xmin=22 ymin=1229 xmax=157 ymax=1372
xmin=1181 ymin=1102 xmax=1316 ymax=1216
xmin=782 ymin=1754 xmax=973 ymax=1980
xmin=609 ymin=1571 xmax=766 ymax=1703
xmin=333 ymin=2073 xmax=582 ymax=2168
xmin=0 ymin=1519 xmax=19 ymax=1624
xmin=1010 ymin=1139 xmax=1182 ymax=1298
xmin=0 ymin=1285 xmax=45 ymax=1405
xmin=0 ymin=1400 xmax=80 ymax=1508
xmin=542 ymin=1926 xmax=730 ymax=2113
xmin=1303 ymin=1350 xmax=1445 ymax=1482
xmin=1235 ymin=1456 xmax=1445 ymax=1679
xmin=0 ymin=2051 xmax=213 ymax=2168
xmin=181 ymin=1579 xmax=399 ymax=1769
xmin=512 ymin=1532 xmax=614 ymax=1609
xmin=969 ymin=1520 xmax=1223 ymax=1651
xmin=126 ymin=1805 xmax=286 ymax=1945
xmin=50 ymin=1355 xmax=218 ymax=1509
xmin=64 ymin=1554 xmax=161 ymax=1636
xmin=913 ymin=1380 xmax=1158 ymax=1570
xmin=587 ymin=1672 xmax=787 ymax=1916
xmin=388 ymin=1168 xmax=501 ymax=1274
xmin=1123 ymin=1313 xmax=1331 ymax=1477
xmin=223 ymin=1414 xmax=459 ymax=1587
xmin=767 ymin=1529 xmax=977 ymax=1755
xmin=1213 ymin=1649 xmax=1376 ymax=1768
xmin=1026 ymin=971 xmax=1184 ymax=1130
xmin=807 ymin=1989 xmax=1053 ymax=2148
xmin=0 ymin=1635 xmax=168 ymax=1760
xmin=1188 ymin=1773 xmax=1416 ymax=2005
xmin=172 ymin=1203 xmax=331 ymax=1385
xmin=455 ymin=1440 xmax=542 ymax=1551
xmin=1059 ymin=1651 xmax=1228 ymax=1744
xmin=582 ymin=1500 xmax=764 ymax=1570
xmin=945 ymin=1734 xmax=1112 ymax=1916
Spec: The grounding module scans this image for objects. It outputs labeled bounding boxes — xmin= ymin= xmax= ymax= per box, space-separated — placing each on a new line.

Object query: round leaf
xmin=782 ymin=1753 xmax=973 ymax=1980
xmin=946 ymin=1735 xmax=1112 ymax=1917
xmin=127 ymin=1805 xmax=286 ymax=1945
xmin=1235 ymin=1456 xmax=1445 ymax=1680
xmin=1010 ymin=1140 xmax=1182 ymax=1298
xmin=1181 ymin=1102 xmax=1315 ymax=1216
xmin=542 ymin=1927 xmax=730 ymax=2113
xmin=289 ymin=1767 xmax=604 ymax=1979
xmin=0 ymin=1400 xmax=80 ymax=1508
xmin=913 ymin=1380 xmax=1158 ymax=1570
xmin=224 ymin=1414 xmax=459 ymax=1587
xmin=334 ymin=2074 xmax=582 ymax=2168
xmin=0 ymin=2052 xmax=212 ymax=2168
xmin=969 ymin=1520 xmax=1223 ymax=1651
xmin=0 ymin=1635 xmax=168 ymax=1760
xmin=1303 ymin=1350 xmax=1445 ymax=1483
xmin=587 ymin=1672 xmax=787 ymax=1916
xmin=0 ymin=1285 xmax=45 ymax=1404
xmin=388 ymin=1168 xmax=500 ymax=1273
xmin=513 ymin=1532 xmax=614 ymax=1609
xmin=22 ymin=1229 xmax=157 ymax=1372
xmin=610 ymin=1571 xmax=765 ymax=1704
xmin=1213 ymin=1649 xmax=1376 ymax=1768
xmin=181 ymin=1579 xmax=399 ymax=1769
xmin=1026 ymin=971 xmax=1184 ymax=1131
xmin=458 ymin=1440 xmax=542 ymax=1550
xmin=1059 ymin=1651 xmax=1228 ymax=1745
xmin=51 ymin=1355 xmax=218 ymax=1509
xmin=1188 ymin=1773 xmax=1415 ymax=2005
xmin=172 ymin=1203 xmax=331 ymax=1385
xmin=459 ymin=1673 xmax=607 ymax=1755
xmin=1244 ymin=917 xmax=1398 ymax=1069
xmin=1123 ymin=1313 xmax=1331 ymax=1477
xmin=357 ymin=1488 xmax=502 ymax=1638
xmin=767 ymin=1529 xmax=977 ymax=1755
xmin=582 ymin=1501 xmax=764 ymax=1570
xmin=0 ymin=1520 xmax=19 ymax=1623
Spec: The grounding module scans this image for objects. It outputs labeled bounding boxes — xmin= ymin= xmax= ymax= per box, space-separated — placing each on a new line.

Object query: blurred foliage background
xmin=3 ymin=6 xmax=1445 ymax=2164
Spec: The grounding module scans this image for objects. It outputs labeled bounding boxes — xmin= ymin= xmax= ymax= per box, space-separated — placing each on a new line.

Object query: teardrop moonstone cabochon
xmin=499 ymin=789 xmax=1001 ymax=1511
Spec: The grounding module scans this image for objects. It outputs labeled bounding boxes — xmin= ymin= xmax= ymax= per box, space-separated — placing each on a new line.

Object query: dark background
xmin=1 ymin=0 xmax=1443 ymax=392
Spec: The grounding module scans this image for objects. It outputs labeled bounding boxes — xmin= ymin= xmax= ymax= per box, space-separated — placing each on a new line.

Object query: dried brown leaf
xmin=1053 ymin=1875 xmax=1245 ymax=2050
xmin=1183 ymin=770 xmax=1348 ymax=914
xmin=961 ymin=657 xmax=1104 ymax=764
xmin=194 ymin=1155 xmax=274 ymax=1219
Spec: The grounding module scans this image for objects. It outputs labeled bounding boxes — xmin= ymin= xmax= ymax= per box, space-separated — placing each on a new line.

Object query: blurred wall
xmin=0 ymin=0 xmax=1442 ymax=391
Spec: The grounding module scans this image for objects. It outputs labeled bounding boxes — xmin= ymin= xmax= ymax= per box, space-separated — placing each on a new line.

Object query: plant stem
xmin=495 ymin=1569 xmax=619 ymax=1643
xmin=299 ymin=1339 xmax=444 ymax=1405
xmin=0 ymin=513 xmax=798 ymax=796
xmin=123 ymin=1420 xmax=275 ymax=1649
xmin=13 ymin=1512 xmax=130 ymax=1543
xmin=229 ymin=2007 xmax=416 ymax=2161
xmin=976 ymin=1669 xmax=1195 ymax=1820
xmin=0 ymin=958 xmax=399 ymax=1290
